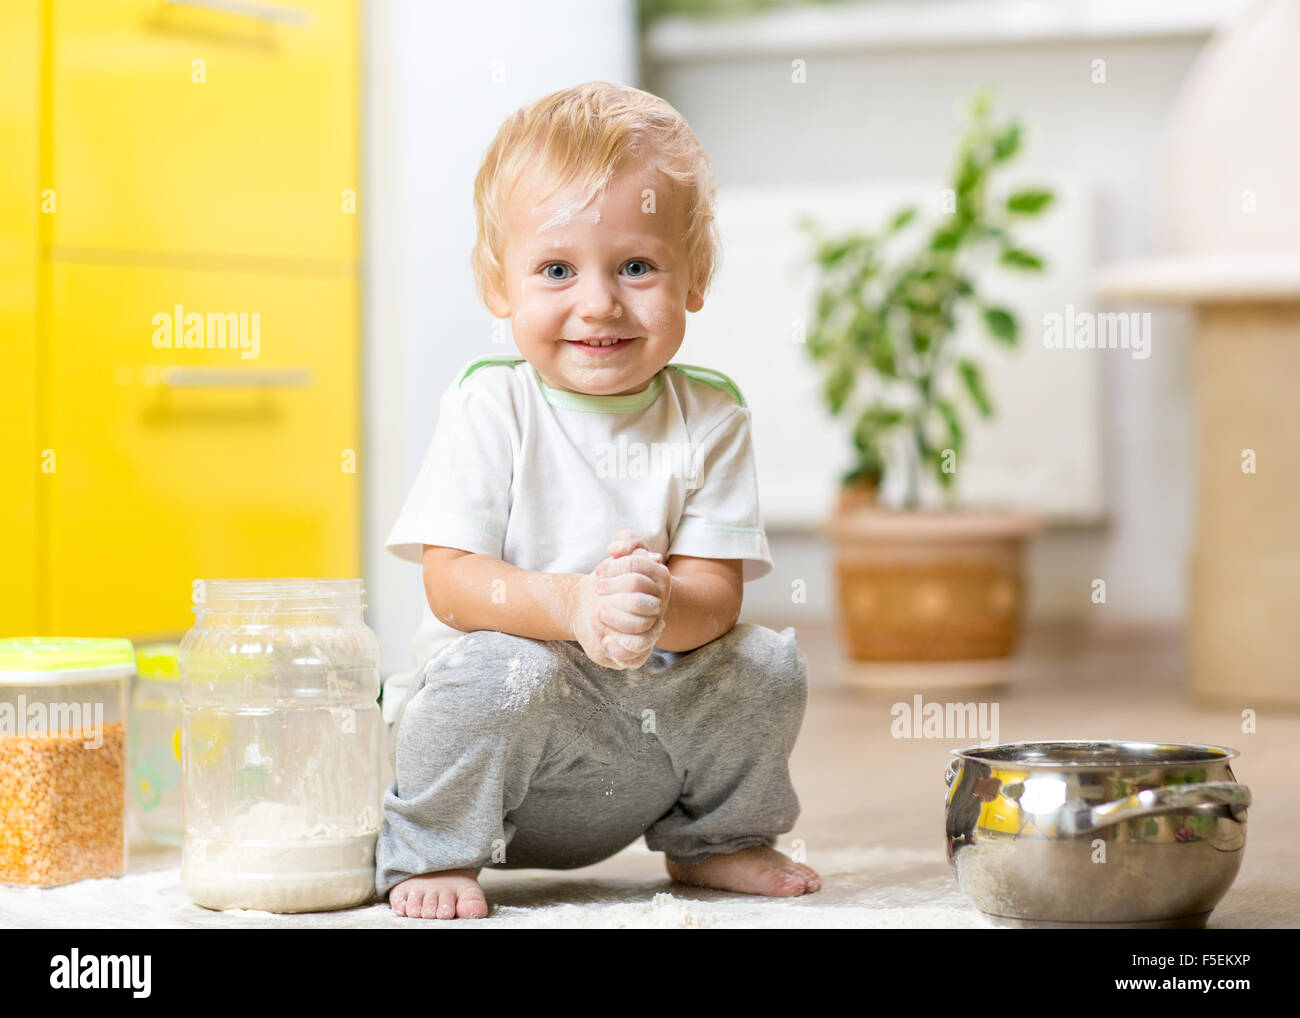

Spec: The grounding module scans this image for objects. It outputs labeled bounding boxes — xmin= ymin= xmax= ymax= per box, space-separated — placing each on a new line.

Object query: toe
xmin=792 ymin=863 xmax=822 ymax=892
xmin=419 ymin=890 xmax=442 ymax=919
xmin=389 ymin=888 xmax=407 ymax=916
xmin=457 ymin=887 xmax=489 ymax=919
xmin=435 ymin=889 xmax=457 ymax=919
xmin=762 ymin=866 xmax=808 ymax=897
xmin=406 ymin=890 xmax=426 ymax=917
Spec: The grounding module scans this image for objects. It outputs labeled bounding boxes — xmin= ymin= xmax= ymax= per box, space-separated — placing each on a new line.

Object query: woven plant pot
xmin=824 ymin=510 xmax=1040 ymax=662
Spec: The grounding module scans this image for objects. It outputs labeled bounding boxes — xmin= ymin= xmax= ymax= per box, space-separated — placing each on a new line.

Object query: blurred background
xmin=3 ymin=0 xmax=1294 ymax=698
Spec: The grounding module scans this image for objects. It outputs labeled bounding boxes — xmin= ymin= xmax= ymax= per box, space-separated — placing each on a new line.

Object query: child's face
xmin=487 ymin=161 xmax=704 ymax=397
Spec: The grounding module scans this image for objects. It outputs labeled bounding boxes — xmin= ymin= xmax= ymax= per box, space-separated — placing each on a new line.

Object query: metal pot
xmin=945 ymin=740 xmax=1250 ymax=928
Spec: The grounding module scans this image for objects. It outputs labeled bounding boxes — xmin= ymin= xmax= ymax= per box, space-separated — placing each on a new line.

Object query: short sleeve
xmin=385 ymin=381 xmax=514 ymax=564
xmin=667 ymin=407 xmax=773 ymax=581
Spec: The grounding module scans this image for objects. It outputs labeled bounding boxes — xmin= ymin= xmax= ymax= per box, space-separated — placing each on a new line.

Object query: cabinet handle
xmin=164 ymin=0 xmax=313 ymax=26
xmin=153 ymin=366 xmax=314 ymax=389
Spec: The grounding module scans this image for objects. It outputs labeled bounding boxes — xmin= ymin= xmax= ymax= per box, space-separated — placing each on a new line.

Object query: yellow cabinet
xmin=0 ymin=0 xmax=40 ymax=635
xmin=1 ymin=0 xmax=360 ymax=638
xmin=44 ymin=261 xmax=360 ymax=636
xmin=50 ymin=0 xmax=358 ymax=261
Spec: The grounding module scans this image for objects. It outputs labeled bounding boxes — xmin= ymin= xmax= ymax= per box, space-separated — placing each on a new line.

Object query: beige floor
xmin=778 ymin=618 xmax=1299 ymax=928
xmin=5 ymin=621 xmax=1296 ymax=928
xmin=478 ymin=617 xmax=1298 ymax=928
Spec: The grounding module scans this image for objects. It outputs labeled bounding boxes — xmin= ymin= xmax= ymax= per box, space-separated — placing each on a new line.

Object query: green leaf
xmin=957 ymin=359 xmax=994 ymax=417
xmin=851 ymin=407 xmax=903 ymax=476
xmin=824 ymin=362 xmax=855 ymax=415
xmin=903 ymin=276 xmax=942 ymax=311
xmin=856 ymin=407 xmax=905 ymax=441
xmin=954 ymin=152 xmax=983 ymax=195
xmin=992 ymin=123 xmax=1021 ymax=162
xmin=870 ymin=334 xmax=897 ymax=377
xmin=981 ymin=306 xmax=1018 ymax=345
xmin=934 ymin=399 xmax=964 ymax=451
xmin=999 ymin=247 xmax=1045 ymax=271
xmin=929 ymin=228 xmax=962 ymax=252
xmin=888 ymin=206 xmax=918 ymax=232
xmin=1006 ymin=189 xmax=1054 ymax=215
xmin=815 ymin=236 xmax=860 ymax=268
xmin=814 ymin=288 xmax=837 ymax=327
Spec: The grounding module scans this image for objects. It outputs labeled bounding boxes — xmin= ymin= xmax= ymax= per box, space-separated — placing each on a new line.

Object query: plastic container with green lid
xmin=0 ymin=637 xmax=133 ymax=886
xmin=130 ymin=642 xmax=184 ymax=846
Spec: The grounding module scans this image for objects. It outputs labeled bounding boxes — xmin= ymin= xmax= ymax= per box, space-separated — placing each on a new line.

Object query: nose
xmin=578 ymin=272 xmax=621 ymax=320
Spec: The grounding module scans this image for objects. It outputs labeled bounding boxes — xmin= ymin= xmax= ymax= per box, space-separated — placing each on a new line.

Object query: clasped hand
xmin=567 ymin=529 xmax=672 ymax=670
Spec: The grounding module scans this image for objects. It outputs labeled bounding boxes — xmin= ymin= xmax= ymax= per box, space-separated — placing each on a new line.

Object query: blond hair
xmin=471 ymin=81 xmax=721 ymax=309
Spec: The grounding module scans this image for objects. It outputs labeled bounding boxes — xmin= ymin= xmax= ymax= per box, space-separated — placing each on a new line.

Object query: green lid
xmin=135 ymin=642 xmax=180 ymax=681
xmin=0 ymin=637 xmax=136 ymax=674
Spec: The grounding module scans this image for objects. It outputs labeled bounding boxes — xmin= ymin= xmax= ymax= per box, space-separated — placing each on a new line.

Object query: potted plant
xmin=799 ymin=93 xmax=1054 ymax=665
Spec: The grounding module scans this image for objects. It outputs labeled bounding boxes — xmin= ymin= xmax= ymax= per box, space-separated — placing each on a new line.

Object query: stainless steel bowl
xmin=945 ymin=740 xmax=1250 ymax=928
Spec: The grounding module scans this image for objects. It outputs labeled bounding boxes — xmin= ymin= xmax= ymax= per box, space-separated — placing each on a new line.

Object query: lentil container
xmin=0 ymin=638 xmax=133 ymax=886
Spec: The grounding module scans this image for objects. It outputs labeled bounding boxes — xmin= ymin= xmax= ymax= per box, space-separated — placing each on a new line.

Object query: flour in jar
xmin=182 ymin=801 xmax=378 ymax=914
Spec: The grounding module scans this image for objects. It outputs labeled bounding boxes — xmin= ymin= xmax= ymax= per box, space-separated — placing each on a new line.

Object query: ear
xmin=685 ymin=285 xmax=704 ymax=314
xmin=484 ymin=273 xmax=513 ymax=318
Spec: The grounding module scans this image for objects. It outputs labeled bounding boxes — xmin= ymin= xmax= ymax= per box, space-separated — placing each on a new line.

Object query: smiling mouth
xmin=564 ymin=337 xmax=639 ymax=350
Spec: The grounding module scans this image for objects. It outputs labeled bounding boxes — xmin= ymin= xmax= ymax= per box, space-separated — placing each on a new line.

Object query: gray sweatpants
xmin=375 ymin=623 xmax=808 ymax=896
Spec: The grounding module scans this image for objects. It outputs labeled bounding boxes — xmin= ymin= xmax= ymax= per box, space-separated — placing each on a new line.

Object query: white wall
xmin=691 ymin=175 xmax=1103 ymax=526
xmin=363 ymin=0 xmax=639 ymax=674
xmin=644 ymin=1 xmax=1237 ymax=629
xmin=364 ymin=0 xmax=1242 ymax=670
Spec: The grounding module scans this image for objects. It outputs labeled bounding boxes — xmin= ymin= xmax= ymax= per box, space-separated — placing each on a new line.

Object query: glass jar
xmin=178 ymin=579 xmax=382 ymax=913
xmin=0 ymin=637 xmax=133 ymax=886
xmin=129 ymin=642 xmax=184 ymax=846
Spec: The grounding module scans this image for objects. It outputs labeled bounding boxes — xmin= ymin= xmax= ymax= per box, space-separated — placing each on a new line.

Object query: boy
xmin=379 ymin=82 xmax=817 ymax=919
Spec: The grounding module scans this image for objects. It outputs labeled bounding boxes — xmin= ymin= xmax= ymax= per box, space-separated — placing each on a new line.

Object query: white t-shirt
xmin=382 ymin=354 xmax=774 ymax=715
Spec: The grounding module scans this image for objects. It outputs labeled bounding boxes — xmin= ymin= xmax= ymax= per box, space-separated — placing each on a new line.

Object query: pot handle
xmin=1064 ymin=782 xmax=1251 ymax=836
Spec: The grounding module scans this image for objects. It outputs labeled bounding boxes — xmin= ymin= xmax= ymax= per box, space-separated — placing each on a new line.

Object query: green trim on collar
xmin=533 ymin=367 xmax=665 ymax=413
xmin=457 ymin=354 xmax=526 ymax=389
xmin=666 ymin=363 xmax=746 ymax=407
xmin=455 ymin=355 xmax=744 ymax=412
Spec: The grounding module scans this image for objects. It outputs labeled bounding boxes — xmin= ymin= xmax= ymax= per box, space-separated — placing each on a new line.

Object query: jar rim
xmin=192 ymin=578 xmax=366 ymax=611
xmin=950 ymin=739 xmax=1239 ymax=768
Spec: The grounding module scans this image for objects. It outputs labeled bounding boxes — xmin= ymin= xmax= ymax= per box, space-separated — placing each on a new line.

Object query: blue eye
xmin=538 ymin=260 xmax=654 ymax=280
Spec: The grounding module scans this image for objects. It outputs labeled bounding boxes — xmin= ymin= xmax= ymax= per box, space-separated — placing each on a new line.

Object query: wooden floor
xmin=758 ymin=618 xmax=1299 ymax=926
xmin=5 ymin=620 xmax=1295 ymax=927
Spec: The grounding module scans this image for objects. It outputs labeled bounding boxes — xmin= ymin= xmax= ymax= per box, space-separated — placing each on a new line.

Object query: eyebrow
xmin=525 ymin=235 xmax=675 ymax=259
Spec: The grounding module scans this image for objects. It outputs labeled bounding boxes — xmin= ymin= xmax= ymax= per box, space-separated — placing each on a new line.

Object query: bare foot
xmin=665 ymin=845 xmax=822 ymax=897
xmin=389 ymin=869 xmax=489 ymax=919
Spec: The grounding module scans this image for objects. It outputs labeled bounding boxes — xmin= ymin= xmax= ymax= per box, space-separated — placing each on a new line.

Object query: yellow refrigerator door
xmin=49 ymin=0 xmax=358 ymax=262
xmin=44 ymin=260 xmax=360 ymax=637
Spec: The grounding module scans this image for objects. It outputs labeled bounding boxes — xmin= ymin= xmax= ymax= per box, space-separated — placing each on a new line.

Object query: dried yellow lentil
xmin=0 ymin=722 xmax=126 ymax=886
